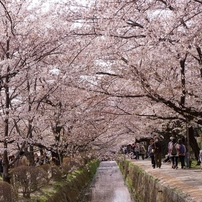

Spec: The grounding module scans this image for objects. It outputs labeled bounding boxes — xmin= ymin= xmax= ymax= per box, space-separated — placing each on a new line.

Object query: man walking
xmin=154 ymin=137 xmax=162 ymax=168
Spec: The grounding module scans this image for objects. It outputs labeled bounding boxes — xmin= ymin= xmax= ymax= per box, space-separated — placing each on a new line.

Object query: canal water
xmin=81 ymin=161 xmax=133 ymax=202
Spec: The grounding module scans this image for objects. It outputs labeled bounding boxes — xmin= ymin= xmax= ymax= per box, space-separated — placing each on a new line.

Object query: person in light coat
xmin=169 ymin=138 xmax=180 ymax=169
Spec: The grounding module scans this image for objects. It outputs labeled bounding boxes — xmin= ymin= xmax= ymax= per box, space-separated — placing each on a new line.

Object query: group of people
xmin=131 ymin=142 xmax=147 ymax=160
xmin=34 ymin=152 xmax=51 ymax=166
xmin=167 ymin=137 xmax=187 ymax=169
xmin=0 ymin=151 xmax=52 ymax=178
xmin=148 ymin=136 xmax=187 ymax=169
xmin=123 ymin=142 xmax=147 ymax=160
xmin=11 ymin=151 xmax=51 ymax=168
xmin=122 ymin=135 xmax=189 ymax=170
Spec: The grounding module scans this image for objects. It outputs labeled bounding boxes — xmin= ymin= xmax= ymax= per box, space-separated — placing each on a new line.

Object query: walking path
xmin=130 ymin=158 xmax=202 ymax=202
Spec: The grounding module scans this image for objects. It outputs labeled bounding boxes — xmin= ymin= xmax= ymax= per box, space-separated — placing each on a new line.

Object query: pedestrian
xmin=122 ymin=145 xmax=127 ymax=154
xmin=131 ymin=143 xmax=136 ymax=159
xmin=34 ymin=153 xmax=40 ymax=166
xmin=169 ymin=138 xmax=179 ymax=169
xmin=126 ymin=144 xmax=132 ymax=158
xmin=134 ymin=143 xmax=140 ymax=160
xmin=199 ymin=150 xmax=202 ymax=169
xmin=163 ymin=136 xmax=174 ymax=163
xmin=139 ymin=142 xmax=146 ymax=160
xmin=178 ymin=139 xmax=186 ymax=169
xmin=42 ymin=152 xmax=50 ymax=164
xmin=148 ymin=138 xmax=155 ymax=168
xmin=154 ymin=137 xmax=162 ymax=168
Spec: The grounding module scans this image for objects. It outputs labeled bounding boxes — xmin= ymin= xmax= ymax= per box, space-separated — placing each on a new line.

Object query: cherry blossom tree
xmin=70 ymin=0 xmax=202 ymax=155
xmin=0 ymin=0 xmax=71 ymax=181
xmin=0 ymin=0 xmax=114 ymax=181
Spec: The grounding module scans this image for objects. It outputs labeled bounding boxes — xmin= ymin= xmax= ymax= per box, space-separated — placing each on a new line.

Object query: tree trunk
xmin=3 ymin=150 xmax=10 ymax=183
xmin=189 ymin=127 xmax=200 ymax=160
xmin=27 ymin=146 xmax=34 ymax=166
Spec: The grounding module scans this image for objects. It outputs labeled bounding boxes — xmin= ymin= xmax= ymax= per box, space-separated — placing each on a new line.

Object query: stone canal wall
xmin=118 ymin=160 xmax=188 ymax=202
xmin=47 ymin=160 xmax=100 ymax=202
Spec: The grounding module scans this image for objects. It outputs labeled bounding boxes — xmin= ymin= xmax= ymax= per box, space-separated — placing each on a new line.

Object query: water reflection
xmin=81 ymin=161 xmax=132 ymax=202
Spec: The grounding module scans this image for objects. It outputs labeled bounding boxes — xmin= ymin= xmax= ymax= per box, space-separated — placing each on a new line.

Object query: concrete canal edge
xmin=118 ymin=160 xmax=190 ymax=202
xmin=47 ymin=160 xmax=100 ymax=202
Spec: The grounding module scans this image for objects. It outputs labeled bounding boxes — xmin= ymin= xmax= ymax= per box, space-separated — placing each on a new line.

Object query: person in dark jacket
xmin=154 ymin=137 xmax=162 ymax=168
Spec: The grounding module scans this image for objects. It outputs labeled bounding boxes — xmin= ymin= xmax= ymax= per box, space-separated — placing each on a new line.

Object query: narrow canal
xmin=81 ymin=161 xmax=133 ymax=202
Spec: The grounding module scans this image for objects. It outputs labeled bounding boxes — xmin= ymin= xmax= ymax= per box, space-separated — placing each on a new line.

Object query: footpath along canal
xmin=80 ymin=161 xmax=133 ymax=202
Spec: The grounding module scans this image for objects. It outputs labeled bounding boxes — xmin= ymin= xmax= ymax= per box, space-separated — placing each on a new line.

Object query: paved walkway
xmin=130 ymin=158 xmax=202 ymax=202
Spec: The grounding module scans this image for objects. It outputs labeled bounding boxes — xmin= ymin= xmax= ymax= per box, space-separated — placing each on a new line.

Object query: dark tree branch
xmin=126 ymin=20 xmax=144 ymax=28
xmin=0 ymin=0 xmax=15 ymax=36
xmin=96 ymin=72 xmax=123 ymax=78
